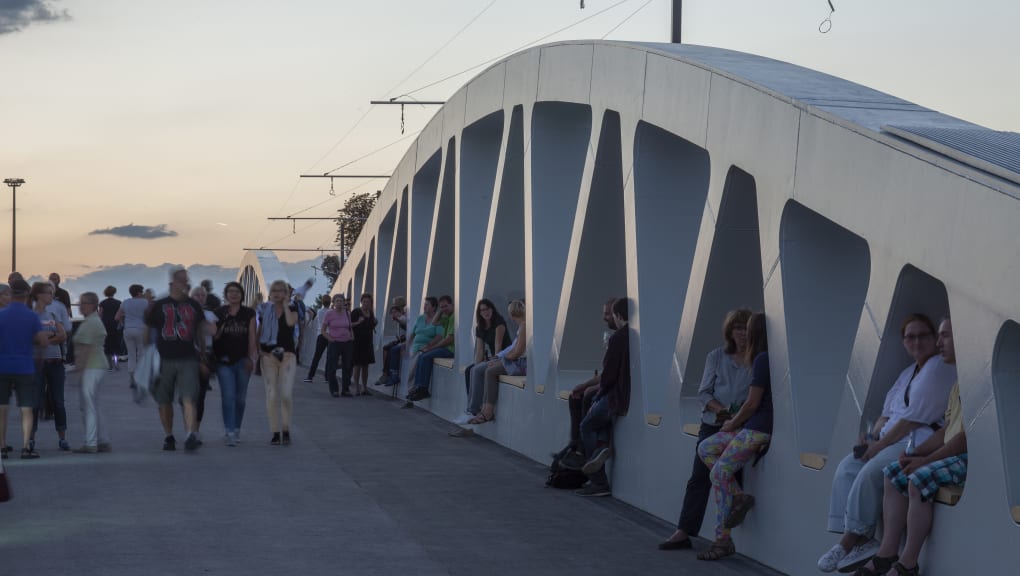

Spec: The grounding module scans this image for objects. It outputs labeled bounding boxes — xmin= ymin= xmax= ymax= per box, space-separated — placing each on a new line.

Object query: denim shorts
xmin=0 ymin=373 xmax=36 ymax=407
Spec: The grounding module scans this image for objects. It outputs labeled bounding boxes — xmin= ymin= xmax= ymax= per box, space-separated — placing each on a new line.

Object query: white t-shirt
xmin=880 ymin=356 xmax=957 ymax=447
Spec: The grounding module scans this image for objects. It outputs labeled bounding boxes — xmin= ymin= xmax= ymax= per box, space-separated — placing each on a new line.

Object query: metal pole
xmin=11 ymin=184 xmax=15 ymax=271
xmin=672 ymin=0 xmax=682 ymax=43
xmin=3 ymin=178 xmax=25 ymax=272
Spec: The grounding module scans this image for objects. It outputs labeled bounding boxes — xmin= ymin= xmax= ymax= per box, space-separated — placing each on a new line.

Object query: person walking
xmin=258 ymin=280 xmax=298 ymax=445
xmin=213 ymin=282 xmax=257 ymax=446
xmin=115 ymin=284 xmax=149 ymax=376
xmin=0 ymin=280 xmax=48 ymax=459
xmin=29 ymin=282 xmax=70 ymax=452
xmin=145 ymin=268 xmax=207 ymax=451
xmin=71 ymin=292 xmax=112 ymax=453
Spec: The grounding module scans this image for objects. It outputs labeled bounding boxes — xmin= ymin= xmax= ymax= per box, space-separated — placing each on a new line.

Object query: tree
xmin=321 ymin=254 xmax=340 ymax=289
xmin=334 ymin=191 xmax=380 ymax=266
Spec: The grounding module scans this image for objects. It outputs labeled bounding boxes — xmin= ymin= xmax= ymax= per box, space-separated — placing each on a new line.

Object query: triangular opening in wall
xmin=862 ymin=264 xmax=949 ymax=426
xmin=780 ymin=200 xmax=870 ymax=464
xmin=558 ymin=110 xmax=627 ymax=376
xmin=993 ymin=320 xmax=1020 ymax=522
xmin=426 ymin=137 xmax=456 ymax=300
xmin=365 ymin=238 xmax=376 ymax=298
xmin=529 ymin=102 xmax=593 ymax=376
xmin=682 ymin=166 xmax=765 ymax=396
xmin=481 ymin=106 xmax=526 ymax=316
xmin=410 ymin=152 xmax=442 ymax=307
xmin=387 ymin=186 xmax=409 ymax=306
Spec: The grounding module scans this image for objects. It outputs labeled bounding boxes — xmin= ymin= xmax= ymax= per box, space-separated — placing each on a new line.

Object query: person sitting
xmin=396 ymin=297 xmax=442 ymax=397
xmin=467 ymin=300 xmax=527 ymax=424
xmin=557 ymin=299 xmax=620 ymax=464
xmin=851 ymin=316 xmax=965 ymax=576
xmin=659 ymin=308 xmax=753 ymax=550
xmin=407 ymin=295 xmax=456 ymax=401
xmin=457 ymin=298 xmax=509 ymax=423
xmin=695 ymin=312 xmax=771 ymax=561
xmin=817 ymin=313 xmax=957 ymax=572
xmin=574 ymin=297 xmax=630 ymax=497
xmin=378 ymin=298 xmax=408 ymax=386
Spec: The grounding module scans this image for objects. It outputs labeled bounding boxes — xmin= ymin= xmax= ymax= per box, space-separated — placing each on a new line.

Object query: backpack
xmin=545 ymin=442 xmax=588 ymax=490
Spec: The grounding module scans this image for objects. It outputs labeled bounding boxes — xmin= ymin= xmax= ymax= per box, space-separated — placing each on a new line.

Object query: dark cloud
xmin=0 ymin=0 xmax=70 ymax=35
xmin=89 ymin=224 xmax=179 ymax=239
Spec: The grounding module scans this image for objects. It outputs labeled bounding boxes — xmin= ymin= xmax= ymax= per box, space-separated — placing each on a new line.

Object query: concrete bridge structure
xmin=266 ymin=42 xmax=1019 ymax=574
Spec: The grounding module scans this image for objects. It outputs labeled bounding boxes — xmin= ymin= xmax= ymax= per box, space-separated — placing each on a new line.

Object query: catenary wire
xmin=394 ymin=0 xmax=636 ymax=99
xmin=595 ymin=0 xmax=652 ymax=38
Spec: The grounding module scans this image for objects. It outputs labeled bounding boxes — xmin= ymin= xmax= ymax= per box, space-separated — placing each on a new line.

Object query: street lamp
xmin=3 ymin=178 xmax=25 ymax=272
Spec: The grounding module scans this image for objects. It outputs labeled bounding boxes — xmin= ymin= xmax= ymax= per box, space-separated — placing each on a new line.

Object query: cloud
xmin=0 ymin=1 xmax=70 ymax=35
xmin=89 ymin=224 xmax=179 ymax=239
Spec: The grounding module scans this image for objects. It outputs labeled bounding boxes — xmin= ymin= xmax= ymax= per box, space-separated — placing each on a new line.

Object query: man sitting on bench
xmin=574 ymin=297 xmax=630 ymax=497
xmin=852 ymin=316 xmax=966 ymax=576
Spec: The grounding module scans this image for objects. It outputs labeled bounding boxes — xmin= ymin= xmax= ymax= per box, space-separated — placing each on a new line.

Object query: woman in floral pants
xmin=696 ymin=312 xmax=773 ymax=561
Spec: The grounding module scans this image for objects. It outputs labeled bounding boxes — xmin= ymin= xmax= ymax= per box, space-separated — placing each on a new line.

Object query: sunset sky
xmin=2 ymin=0 xmax=1017 ymax=280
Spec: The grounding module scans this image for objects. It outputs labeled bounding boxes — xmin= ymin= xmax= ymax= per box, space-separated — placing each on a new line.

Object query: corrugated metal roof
xmin=882 ymin=124 xmax=1020 ymax=186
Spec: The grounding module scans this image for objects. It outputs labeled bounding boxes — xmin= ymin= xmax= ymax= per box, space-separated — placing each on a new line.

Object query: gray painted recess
xmin=281 ymin=41 xmax=1020 ymax=576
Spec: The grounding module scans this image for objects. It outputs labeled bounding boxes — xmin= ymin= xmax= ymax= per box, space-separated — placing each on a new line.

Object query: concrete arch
xmin=337 ymin=41 xmax=1020 ymax=575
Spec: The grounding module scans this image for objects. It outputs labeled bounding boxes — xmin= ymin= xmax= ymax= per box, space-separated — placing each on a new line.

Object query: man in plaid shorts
xmin=852 ymin=316 xmax=965 ymax=576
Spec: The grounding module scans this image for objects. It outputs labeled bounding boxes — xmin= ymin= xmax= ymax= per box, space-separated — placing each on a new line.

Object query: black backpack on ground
xmin=545 ymin=442 xmax=588 ymax=490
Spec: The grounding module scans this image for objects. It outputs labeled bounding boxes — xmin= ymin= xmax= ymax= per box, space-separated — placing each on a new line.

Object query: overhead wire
xmin=288 ymin=178 xmax=381 ymax=218
xmin=601 ymin=0 xmax=656 ymax=39
xmin=384 ymin=0 xmax=500 ymax=99
xmin=324 ymin=128 xmax=423 ymax=175
xmin=394 ymin=0 xmax=637 ymax=99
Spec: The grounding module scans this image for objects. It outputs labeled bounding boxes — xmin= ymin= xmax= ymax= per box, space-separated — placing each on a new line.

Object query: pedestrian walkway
xmin=1 ymin=365 xmax=784 ymax=576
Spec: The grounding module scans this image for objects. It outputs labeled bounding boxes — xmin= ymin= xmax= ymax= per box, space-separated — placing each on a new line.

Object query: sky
xmin=1 ymin=0 xmax=1017 ymax=280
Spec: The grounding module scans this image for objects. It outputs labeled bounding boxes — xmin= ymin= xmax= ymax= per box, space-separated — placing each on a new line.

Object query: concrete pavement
xmin=0 ymin=364 xmax=785 ymax=576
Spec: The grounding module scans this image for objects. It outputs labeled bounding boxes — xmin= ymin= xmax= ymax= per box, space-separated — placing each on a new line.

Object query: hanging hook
xmin=819 ymin=0 xmax=835 ymax=33
xmin=329 ymin=177 xmax=335 ymax=196
xmin=400 ymin=102 xmax=406 ymax=135
xmin=292 ymin=219 xmax=296 ymax=234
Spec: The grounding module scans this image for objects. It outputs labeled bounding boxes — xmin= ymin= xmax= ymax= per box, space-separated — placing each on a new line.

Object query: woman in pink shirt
xmin=323 ymin=294 xmax=355 ymax=397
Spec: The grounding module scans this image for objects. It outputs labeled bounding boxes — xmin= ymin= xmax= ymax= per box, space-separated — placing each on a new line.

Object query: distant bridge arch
xmin=337 ymin=41 xmax=1020 ymax=574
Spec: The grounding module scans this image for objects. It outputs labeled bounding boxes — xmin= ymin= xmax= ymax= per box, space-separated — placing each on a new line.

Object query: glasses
xmin=903 ymin=332 xmax=933 ymax=342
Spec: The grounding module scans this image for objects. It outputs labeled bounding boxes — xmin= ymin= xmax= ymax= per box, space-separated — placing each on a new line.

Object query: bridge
xmin=246 ymin=41 xmax=1020 ymax=575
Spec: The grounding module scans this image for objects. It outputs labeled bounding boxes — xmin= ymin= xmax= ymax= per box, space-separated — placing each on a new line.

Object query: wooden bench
xmin=800 ymin=453 xmax=828 ymax=470
xmin=645 ymin=414 xmax=662 ymax=426
xmin=934 ymin=486 xmax=963 ymax=506
xmin=683 ymin=423 xmax=701 ymax=437
xmin=1012 ymin=506 xmax=1020 ymax=524
xmin=558 ymin=390 xmax=571 ymax=400
xmin=498 ymin=375 xmax=526 ymax=389
xmin=432 ymin=357 xmax=454 ymax=369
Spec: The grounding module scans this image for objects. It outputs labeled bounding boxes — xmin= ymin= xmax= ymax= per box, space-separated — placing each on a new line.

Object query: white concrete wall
xmin=334 ymin=41 xmax=1020 ymax=575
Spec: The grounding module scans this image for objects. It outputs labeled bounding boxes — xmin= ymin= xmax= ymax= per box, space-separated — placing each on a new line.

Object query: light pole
xmin=3 ymin=178 xmax=25 ymax=272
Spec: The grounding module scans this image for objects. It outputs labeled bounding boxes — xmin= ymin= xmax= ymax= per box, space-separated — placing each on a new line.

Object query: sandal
xmin=889 ymin=562 xmax=919 ymax=576
xmin=852 ymin=555 xmax=898 ymax=576
xmin=697 ymin=538 xmax=735 ymax=561
xmin=724 ymin=493 xmax=756 ymax=528
xmin=468 ymin=412 xmax=494 ymax=425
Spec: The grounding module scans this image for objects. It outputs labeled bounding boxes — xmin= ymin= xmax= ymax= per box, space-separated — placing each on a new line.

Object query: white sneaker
xmin=817 ymin=544 xmax=848 ymax=572
xmin=452 ymin=413 xmax=473 ymax=425
xmin=836 ymin=539 xmax=880 ymax=572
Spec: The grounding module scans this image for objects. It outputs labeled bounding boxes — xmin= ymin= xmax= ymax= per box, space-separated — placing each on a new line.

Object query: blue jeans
xmin=33 ymin=360 xmax=67 ymax=437
xmin=412 ymin=348 xmax=454 ymax=392
xmin=580 ymin=395 xmax=614 ymax=483
xmin=217 ymin=360 xmax=251 ymax=433
xmin=387 ymin=343 xmax=404 ymax=377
